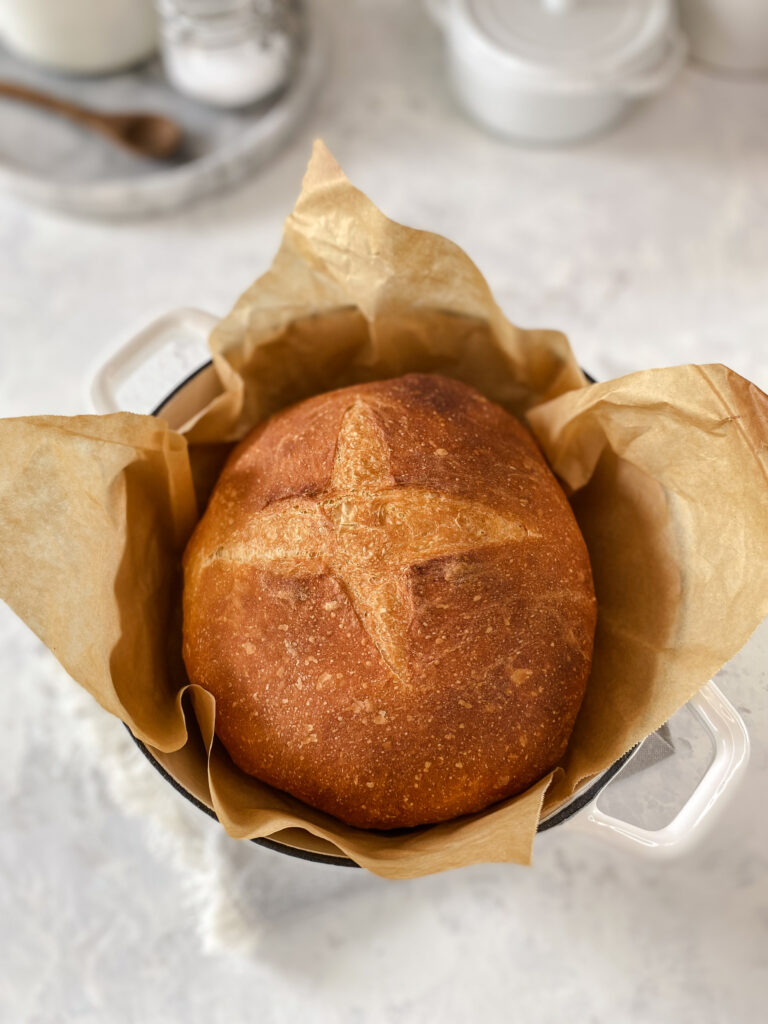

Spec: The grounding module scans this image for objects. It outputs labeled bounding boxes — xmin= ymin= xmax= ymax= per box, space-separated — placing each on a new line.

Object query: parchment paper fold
xmin=1 ymin=142 xmax=766 ymax=879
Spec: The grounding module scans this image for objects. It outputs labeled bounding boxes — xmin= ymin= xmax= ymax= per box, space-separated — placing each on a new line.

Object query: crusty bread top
xmin=183 ymin=374 xmax=596 ymax=829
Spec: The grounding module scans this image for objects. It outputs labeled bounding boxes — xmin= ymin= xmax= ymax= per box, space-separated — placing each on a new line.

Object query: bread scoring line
xmin=201 ymin=399 xmax=540 ymax=679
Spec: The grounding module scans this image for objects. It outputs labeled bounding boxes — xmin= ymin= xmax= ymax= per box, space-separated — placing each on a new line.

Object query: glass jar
xmin=156 ymin=0 xmax=303 ymax=108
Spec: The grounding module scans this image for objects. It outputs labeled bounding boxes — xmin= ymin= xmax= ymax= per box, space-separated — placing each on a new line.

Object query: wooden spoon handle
xmin=0 ymin=79 xmax=108 ymax=130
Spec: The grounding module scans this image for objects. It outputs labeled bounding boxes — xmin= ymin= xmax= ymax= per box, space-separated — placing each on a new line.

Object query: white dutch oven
xmin=90 ymin=308 xmax=750 ymax=866
xmin=427 ymin=0 xmax=687 ymax=144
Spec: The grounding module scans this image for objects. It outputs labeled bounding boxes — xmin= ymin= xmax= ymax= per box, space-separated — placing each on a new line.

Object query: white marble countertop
xmin=1 ymin=3 xmax=767 ymax=1022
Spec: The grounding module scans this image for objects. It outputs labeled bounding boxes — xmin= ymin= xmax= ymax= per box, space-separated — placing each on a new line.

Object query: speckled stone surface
xmin=1 ymin=2 xmax=767 ymax=1022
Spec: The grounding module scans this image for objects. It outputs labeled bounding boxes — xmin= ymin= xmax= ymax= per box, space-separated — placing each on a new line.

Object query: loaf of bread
xmin=182 ymin=374 xmax=596 ymax=829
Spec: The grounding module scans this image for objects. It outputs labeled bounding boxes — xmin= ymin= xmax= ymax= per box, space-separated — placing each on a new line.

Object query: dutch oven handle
xmin=89 ymin=307 xmax=219 ymax=414
xmin=565 ymin=681 xmax=750 ymax=859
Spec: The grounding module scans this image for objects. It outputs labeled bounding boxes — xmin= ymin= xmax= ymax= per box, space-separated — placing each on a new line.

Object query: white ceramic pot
xmin=678 ymin=0 xmax=768 ymax=74
xmin=427 ymin=0 xmax=687 ymax=144
xmin=0 ymin=0 xmax=157 ymax=75
xmin=89 ymin=308 xmax=751 ymax=866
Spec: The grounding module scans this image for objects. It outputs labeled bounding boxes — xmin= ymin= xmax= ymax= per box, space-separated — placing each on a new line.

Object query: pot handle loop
xmin=566 ymin=681 xmax=749 ymax=859
xmin=89 ymin=307 xmax=218 ymax=413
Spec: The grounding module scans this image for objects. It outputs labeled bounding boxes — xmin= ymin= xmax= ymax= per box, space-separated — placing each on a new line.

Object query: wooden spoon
xmin=0 ymin=79 xmax=183 ymax=160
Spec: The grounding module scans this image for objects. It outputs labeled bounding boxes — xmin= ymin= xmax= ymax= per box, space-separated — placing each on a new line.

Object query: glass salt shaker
xmin=155 ymin=0 xmax=304 ymax=109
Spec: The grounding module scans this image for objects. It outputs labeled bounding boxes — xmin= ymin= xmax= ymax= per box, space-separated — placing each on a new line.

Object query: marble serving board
xmin=0 ymin=25 xmax=323 ymax=218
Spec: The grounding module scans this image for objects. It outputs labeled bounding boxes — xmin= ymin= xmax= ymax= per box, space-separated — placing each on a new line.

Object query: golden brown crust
xmin=182 ymin=374 xmax=596 ymax=828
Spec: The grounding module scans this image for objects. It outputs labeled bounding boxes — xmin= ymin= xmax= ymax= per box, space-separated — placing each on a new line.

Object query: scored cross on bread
xmin=205 ymin=400 xmax=536 ymax=681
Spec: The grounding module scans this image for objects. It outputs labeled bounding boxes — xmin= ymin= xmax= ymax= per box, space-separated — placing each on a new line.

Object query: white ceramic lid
xmin=458 ymin=0 xmax=674 ymax=84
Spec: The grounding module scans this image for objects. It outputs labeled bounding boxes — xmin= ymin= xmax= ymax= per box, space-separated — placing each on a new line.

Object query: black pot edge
xmin=127 ymin=728 xmax=638 ymax=868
